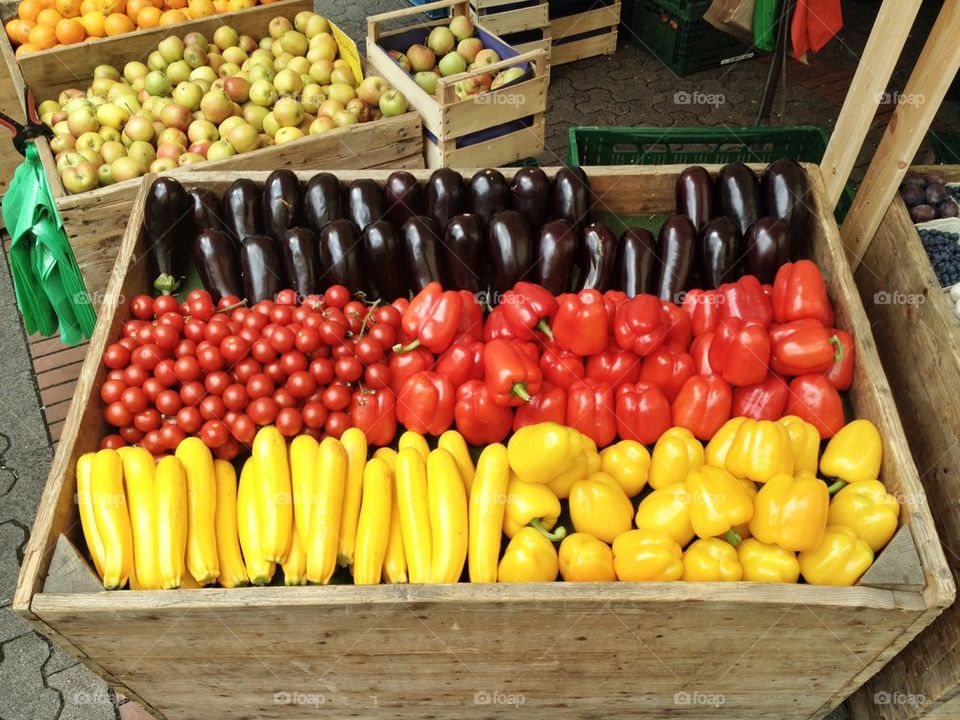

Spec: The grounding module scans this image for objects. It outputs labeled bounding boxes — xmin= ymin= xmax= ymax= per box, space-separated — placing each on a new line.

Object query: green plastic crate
xmin=928 ymin=131 xmax=960 ymax=164
xmin=567 ymin=125 xmax=855 ymax=222
xmin=628 ymin=0 xmax=755 ymax=76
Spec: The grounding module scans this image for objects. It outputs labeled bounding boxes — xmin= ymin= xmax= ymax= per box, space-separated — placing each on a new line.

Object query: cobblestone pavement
xmin=0 ymin=0 xmax=956 ymax=717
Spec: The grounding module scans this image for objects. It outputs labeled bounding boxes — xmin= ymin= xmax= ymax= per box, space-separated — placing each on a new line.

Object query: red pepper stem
xmin=827 ymin=479 xmax=847 ymax=495
xmin=531 ymin=518 xmax=566 ymax=542
xmin=536 ymin=318 xmax=554 ymax=340
xmin=829 ymin=335 xmax=844 ymax=362
xmin=512 ymin=382 xmax=532 ymax=402
xmin=392 ymin=339 xmax=421 ymax=354
xmin=724 ymin=529 xmax=742 ymax=547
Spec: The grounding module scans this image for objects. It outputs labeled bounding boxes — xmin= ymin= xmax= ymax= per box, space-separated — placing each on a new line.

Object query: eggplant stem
xmin=531 ymin=518 xmax=566 ymax=542
xmin=512 ymin=382 xmax=531 ymax=402
xmin=153 ymin=274 xmax=180 ymax=296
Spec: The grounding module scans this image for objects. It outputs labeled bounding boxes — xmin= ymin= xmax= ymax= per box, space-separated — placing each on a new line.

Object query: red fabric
xmin=792 ymin=0 xmax=843 ymax=61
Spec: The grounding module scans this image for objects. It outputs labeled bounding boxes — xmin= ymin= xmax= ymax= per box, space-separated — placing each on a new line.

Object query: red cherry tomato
xmin=294 ymin=327 xmax=321 ymax=354
xmin=320 ymin=318 xmax=347 ymax=345
xmin=248 ymin=397 xmax=279 ymax=425
xmin=188 ymin=289 xmax=212 ymax=304
xmin=276 ymin=407 xmax=303 ymax=437
xmin=204 ymin=320 xmax=231 ymax=346
xmin=335 ymin=356 xmax=363 ymax=382
xmin=119 ymin=425 xmax=145 ymax=444
xmin=134 ymin=408 xmax=162 ymax=433
xmin=130 ymin=294 xmax=154 ymax=320
xmin=251 ymin=338 xmax=277 ymax=363
xmin=309 ymin=357 xmax=335 ymax=385
xmin=271 ymin=303 xmax=294 ymax=324
xmin=219 ymin=294 xmax=241 ymax=310
xmin=375 ymin=305 xmax=402 ymax=327
xmin=322 ymin=383 xmax=351 ymax=411
xmin=174 ymin=355 xmax=202 ymax=382
xmin=302 ymin=401 xmax=328 ymax=430
xmin=153 ymin=323 xmax=180 ymax=350
xmin=104 ymin=402 xmax=132 ymax=427
xmin=214 ymin=437 xmax=240 ymax=460
xmin=324 ymin=411 xmax=350 ymax=438
xmin=103 ymin=342 xmax=131 ymax=369
xmin=229 ymin=413 xmax=256 ymax=443
xmin=247 ymin=373 xmax=275 ymax=399
xmin=199 ymin=420 xmax=229 ymax=448
xmin=136 ymin=323 xmax=155 ymax=346
xmin=368 ymin=323 xmax=396 ymax=348
xmin=154 ymin=359 xmax=177 ymax=386
xmin=204 ymin=371 xmax=231 ymax=396
xmin=106 ymin=369 xmax=125 ymax=382
xmin=343 ymin=301 xmax=366 ymax=334
xmin=189 ymin=298 xmax=215 ymax=322
xmin=264 ymin=360 xmax=286 ymax=384
xmin=117 ymin=336 xmax=140 ymax=352
xmin=179 ymin=382 xmax=205 ymax=407
xmin=121 ymin=387 xmax=148 ymax=414
xmin=100 ymin=434 xmax=127 ymax=450
xmin=254 ymin=300 xmax=275 ymax=317
xmin=157 ymin=312 xmax=184 ymax=333
xmin=303 ymin=311 xmax=324 ymax=331
xmin=160 ymin=423 xmax=186 ymax=450
xmin=174 ymin=339 xmax=197 ymax=359
xmin=293 ymin=306 xmax=309 ymax=324
xmin=222 ymin=383 xmax=249 ymax=411
xmin=100 ymin=379 xmax=127 ymax=404
xmin=324 ymin=285 xmax=350 ymax=308
xmin=278 ymin=351 xmax=307 ymax=376
xmin=184 ymin=317 xmax=207 ymax=342
xmin=286 ymin=370 xmax=316 ymax=398
xmin=270 ymin=326 xmax=295 ymax=353
xmin=156 ymin=389 xmax=183 ymax=415
xmin=153 ymin=295 xmax=179 ymax=317
xmin=122 ymin=320 xmax=144 ymax=340
xmin=234 ymin=358 xmax=261 ymax=384
xmin=221 ymin=335 xmax=250 ymax=364
xmin=197 ymin=345 xmax=224 ymax=372
xmin=142 ymin=378 xmax=164 ymax=402
xmin=200 ymin=395 xmax=227 ymax=422
xmin=142 ymin=430 xmax=164 ymax=455
xmin=364 ymin=363 xmax=392 ymax=390
xmin=122 ymin=364 xmax=149 ymax=388
xmin=355 ymin=337 xmax=384 ymax=365
xmin=238 ymin=327 xmax=259 ymax=345
xmin=175 ymin=406 xmax=203 ymax=434
xmin=331 ymin=338 xmax=356 ymax=360
xmin=273 ymin=388 xmax=296 ymax=409
xmin=131 ymin=344 xmax=165 ymax=370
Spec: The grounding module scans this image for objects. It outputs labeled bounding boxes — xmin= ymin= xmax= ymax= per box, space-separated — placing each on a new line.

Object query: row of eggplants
xmin=142 ymin=162 xmax=811 ymax=304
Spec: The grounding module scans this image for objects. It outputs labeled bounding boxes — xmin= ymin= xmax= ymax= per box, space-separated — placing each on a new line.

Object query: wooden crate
xmin=549 ymin=2 xmax=619 ymax=65
xmin=367 ymin=0 xmax=548 ymax=167
xmin=0 ymin=0 xmax=26 ymax=221
xmin=13 ymin=164 xmax=955 ymax=720
xmin=844 ymin=165 xmax=960 ymax=720
xmin=470 ymin=0 xmax=549 ymax=37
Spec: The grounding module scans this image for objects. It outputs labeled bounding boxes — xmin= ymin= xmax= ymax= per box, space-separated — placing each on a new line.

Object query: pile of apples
xmin=39 ymin=10 xmax=409 ymax=193
xmin=385 ymin=15 xmax=525 ymax=101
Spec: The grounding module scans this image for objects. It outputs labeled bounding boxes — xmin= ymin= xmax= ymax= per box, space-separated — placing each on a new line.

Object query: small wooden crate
xmin=845 ymin=165 xmax=960 ymax=720
xmin=0 ymin=0 xmax=26 ymax=220
xmin=470 ymin=0 xmax=550 ymax=37
xmin=13 ymin=164 xmax=955 ymax=720
xmin=367 ymin=0 xmax=548 ymax=167
xmin=549 ymin=1 xmax=620 ymax=65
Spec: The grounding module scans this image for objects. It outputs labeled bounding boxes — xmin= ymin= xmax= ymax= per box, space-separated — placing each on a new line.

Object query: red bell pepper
xmin=539 ymin=342 xmax=585 ymax=390
xmin=483 ymin=338 xmax=543 ymax=406
xmin=603 ymin=290 xmax=629 ymax=333
xmin=389 ymin=346 xmax=435 ymax=395
xmin=709 ymin=318 xmax=771 ymax=387
xmin=434 ymin=337 xmax=484 ymax=389
xmin=483 ymin=305 xmax=514 ymax=341
xmin=639 ymin=344 xmax=695 ymax=402
xmin=396 ymin=371 xmax=455 ymax=436
xmin=615 ymin=381 xmax=672 ymax=445
xmin=662 ymin=301 xmax=692 ymax=351
xmin=457 ymin=290 xmax=484 ymax=341
xmin=513 ymin=382 xmax=567 ymax=431
xmin=614 ymin=294 xmax=670 ymax=357
xmin=825 ymin=329 xmax=855 ymax=391
xmin=396 ymin=282 xmax=462 ymax=354
xmin=586 ymin=344 xmax=641 ymax=392
xmin=718 ymin=275 xmax=773 ymax=328
xmin=566 ymin=379 xmax=617 ymax=448
xmin=769 ymin=320 xmax=843 ymax=376
xmin=690 ymin=333 xmax=715 ymax=375
xmin=681 ymin=289 xmax=721 ymax=336
xmin=731 ymin=372 xmax=789 ymax=421
xmin=348 ymin=387 xmax=397 ymax=446
xmin=772 ymin=260 xmax=835 ymax=326
xmin=671 ymin=374 xmax=732 ymax=441
xmin=785 ymin=374 xmax=844 ymax=438
xmin=554 ymin=289 xmax=608 ymax=356
xmin=501 ymin=282 xmax=558 ymax=341
xmin=454 ymin=380 xmax=514 ymax=445
xmin=762 ymin=284 xmax=773 ymax=301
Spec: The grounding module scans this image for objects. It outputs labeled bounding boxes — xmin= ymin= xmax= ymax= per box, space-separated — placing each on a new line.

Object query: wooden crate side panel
xmin=551 ymin=30 xmax=617 ymax=65
xmin=471 ymin=0 xmax=544 ymax=10
xmin=440 ymin=72 xmax=548 ymax=140
xmin=550 ymin=3 xmax=620 ymax=39
xmin=470 ymin=3 xmax=550 ymax=35
xmin=425 ymin=114 xmax=544 ymax=167
xmin=0 ymin=0 xmax=25 ymax=205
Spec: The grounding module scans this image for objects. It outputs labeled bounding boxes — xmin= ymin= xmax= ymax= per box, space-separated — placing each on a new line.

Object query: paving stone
xmin=0 ymin=520 xmax=29 ymax=608
xmin=0 ymin=609 xmax=31 ymax=645
xmin=48 ymin=663 xmax=120 ymax=720
xmin=0 ymin=633 xmax=62 ymax=720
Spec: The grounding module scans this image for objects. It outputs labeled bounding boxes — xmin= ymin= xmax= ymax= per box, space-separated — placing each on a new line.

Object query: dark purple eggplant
xmin=144 ymin=177 xmax=191 ymax=289
xmin=535 ymin=220 xmax=577 ymax=295
xmin=280 ymin=227 xmax=320 ymax=296
xmin=468 ymin=169 xmax=510 ymax=221
xmin=761 ymin=159 xmax=810 ymax=248
xmin=487 ymin=210 xmax=532 ymax=295
xmin=426 ymin=168 xmax=466 ymax=231
xmin=401 ymin=216 xmax=442 ymax=292
xmin=222 ymin=178 xmax=262 ymax=243
xmin=675 ymin=166 xmax=713 ymax=232
xmin=618 ymin=228 xmax=658 ymax=297
xmin=384 ymin=171 xmax=423 ymax=228
xmin=262 ymin=169 xmax=301 ymax=241
xmin=318 ymin=219 xmax=364 ymax=290
xmin=442 ymin=214 xmax=484 ymax=293
xmin=347 ymin=178 xmax=382 ymax=231
xmin=187 ymin=187 xmax=222 ymax=233
xmin=745 ymin=218 xmax=789 ymax=285
xmin=361 ymin=220 xmax=406 ymax=300
xmin=656 ymin=215 xmax=697 ymax=302
xmin=717 ymin=163 xmax=761 ymax=235
xmin=510 ymin=166 xmax=549 ymax=231
xmin=578 ymin=222 xmax=617 ymax=292
xmin=700 ymin=217 xmax=743 ymax=289
xmin=193 ymin=229 xmax=242 ymax=302
xmin=304 ymin=172 xmax=343 ymax=232
xmin=551 ymin=166 xmax=592 ymax=232
xmin=240 ymin=234 xmax=285 ymax=304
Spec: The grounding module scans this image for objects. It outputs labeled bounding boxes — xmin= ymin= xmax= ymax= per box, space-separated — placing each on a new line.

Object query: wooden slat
xmin=551 ymin=30 xmax=617 ymax=65
xmin=32 ymin=344 xmax=89 ymax=374
xmin=550 ymin=3 xmax=620 ymax=39
xmin=471 ymin=1 xmax=549 ymax=35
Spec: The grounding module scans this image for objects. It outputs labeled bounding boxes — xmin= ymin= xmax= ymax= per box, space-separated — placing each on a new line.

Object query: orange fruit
xmin=27 ymin=21 xmax=56 ymax=47
xmin=163 ymin=0 xmax=186 ymax=8
xmin=95 ymin=0 xmax=125 ymax=14
xmin=36 ymin=7 xmax=61 ymax=24
xmin=135 ymin=5 xmax=159 ymax=26
xmin=79 ymin=9 xmax=105 ymax=34
xmin=55 ymin=16 xmax=84 ymax=42
xmin=80 ymin=0 xmax=95 ymax=12
xmin=6 ymin=18 xmax=35 ymax=44
xmin=15 ymin=42 xmax=38 ymax=55
xmin=124 ymin=0 xmax=147 ymax=16
xmin=157 ymin=7 xmax=185 ymax=23
xmin=150 ymin=0 xmax=163 ymax=8
xmin=186 ymin=0 xmax=213 ymax=17
xmin=55 ymin=0 xmax=82 ymax=17
xmin=103 ymin=11 xmax=133 ymax=33
xmin=18 ymin=0 xmax=42 ymax=21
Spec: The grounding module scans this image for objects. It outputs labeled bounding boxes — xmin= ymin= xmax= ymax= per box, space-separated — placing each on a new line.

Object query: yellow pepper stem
xmin=531 ymin=517 xmax=566 ymax=542
xmin=725 ymin=529 xmax=742 ymax=547
xmin=827 ymin=480 xmax=847 ymax=495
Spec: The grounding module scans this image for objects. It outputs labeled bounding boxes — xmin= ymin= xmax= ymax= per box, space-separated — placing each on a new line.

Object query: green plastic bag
xmin=754 ymin=0 xmax=780 ymax=52
xmin=2 ymin=142 xmax=95 ymax=345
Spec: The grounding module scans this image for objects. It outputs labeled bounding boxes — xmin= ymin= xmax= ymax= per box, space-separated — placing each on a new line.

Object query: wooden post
xmin=819 ymin=0 xmax=922 ymax=209
xmin=840 ymin=0 xmax=960 ymax=270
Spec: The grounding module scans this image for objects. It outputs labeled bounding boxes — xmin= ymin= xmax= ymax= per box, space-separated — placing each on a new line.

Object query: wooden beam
xmin=819 ymin=0 xmax=922 ymax=208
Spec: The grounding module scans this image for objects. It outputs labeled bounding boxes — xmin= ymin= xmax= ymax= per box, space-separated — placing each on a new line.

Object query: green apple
xmin=414 ymin=71 xmax=438 ymax=94
xmin=438 ymin=51 xmax=467 ymax=77
xmin=274 ymin=126 xmax=304 ymax=143
xmin=249 ymin=79 xmax=278 ymax=107
xmin=428 ymin=26 xmax=455 ymax=56
xmin=378 ymin=89 xmax=408 ymax=117
xmin=207 ymin=139 xmax=237 ymax=160
xmin=158 ymin=36 xmax=185 ymax=64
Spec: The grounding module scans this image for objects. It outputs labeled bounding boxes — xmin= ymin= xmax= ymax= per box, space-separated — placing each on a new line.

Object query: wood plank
xmin=425 ymin=115 xmax=544 ymax=167
xmin=551 ymin=30 xmax=617 ymax=65
xmin=35 ymin=360 xmax=85 ymax=390
xmin=471 ymin=2 xmax=549 ymax=35
xmin=32 ymin=344 xmax=89 ymax=373
xmin=550 ymin=3 xmax=620 ymax=39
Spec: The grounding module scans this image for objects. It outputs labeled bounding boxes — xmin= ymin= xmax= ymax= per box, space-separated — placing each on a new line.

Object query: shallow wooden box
xmin=13 ymin=164 xmax=955 ymax=720
xmin=549 ymin=1 xmax=619 ymax=66
xmin=470 ymin=0 xmax=550 ymax=38
xmin=846 ymin=165 xmax=960 ymax=720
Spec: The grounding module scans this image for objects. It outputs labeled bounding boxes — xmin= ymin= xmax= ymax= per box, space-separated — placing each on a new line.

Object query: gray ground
xmin=1 ymin=0 xmax=957 ymax=717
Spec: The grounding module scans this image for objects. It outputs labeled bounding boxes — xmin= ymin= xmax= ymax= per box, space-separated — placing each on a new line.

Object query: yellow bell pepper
xmin=686 ymin=465 xmax=754 ymax=543
xmin=612 ymin=529 xmax=683 ymax=581
xmin=468 ymin=443 xmax=510 ymax=583
xmin=731 ymin=478 xmax=758 ymax=542
xmin=820 ymin=420 xmax=882 ymax=485
xmin=373 ymin=448 xmax=407 ymax=584
xmin=737 ymin=538 xmax=800 ymax=583
xmin=779 ymin=415 xmax=820 ymax=475
xmin=498 ymin=526 xmax=558 ymax=582
xmin=395 ymin=447 xmax=432 ymax=584
xmin=438 ymin=430 xmax=475 ymax=496
xmin=504 ymin=476 xmax=565 ymax=540
xmin=569 ymin=472 xmax=634 ymax=544
xmin=634 ymin=483 xmax=694 ymax=547
xmin=558 ymin=533 xmax=617 ymax=581
xmin=600 ymin=440 xmax=650 ymax=497
xmin=427 ymin=449 xmax=469 ymax=583
xmin=799 ymin=525 xmax=874 ymax=586
xmin=507 ymin=422 xmax=583 ymax=484
xmin=725 ymin=419 xmax=794 ymax=484
xmin=353 ymin=458 xmax=392 ymax=585
xmin=827 ymin=480 xmax=900 ymax=552
xmin=704 ymin=417 xmax=748 ymax=468
xmin=749 ymin=472 xmax=829 ymax=552
xmin=649 ymin=427 xmax=704 ymax=489
xmin=682 ymin=538 xmax=743 ymax=582
xmin=547 ymin=444 xmax=601 ymax=499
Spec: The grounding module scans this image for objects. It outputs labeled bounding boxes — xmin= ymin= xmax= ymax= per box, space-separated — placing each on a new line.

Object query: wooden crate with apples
xmin=549 ymin=0 xmax=619 ymax=65
xmin=367 ymin=0 xmax=547 ymax=167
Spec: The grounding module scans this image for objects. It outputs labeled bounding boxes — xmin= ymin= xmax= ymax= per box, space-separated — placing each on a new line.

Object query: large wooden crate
xmin=845 ymin=165 xmax=960 ymax=720
xmin=0 ymin=0 xmax=26 ymax=219
xmin=549 ymin=1 xmax=619 ymax=65
xmin=13 ymin=164 xmax=955 ymax=720
xmin=367 ymin=0 xmax=547 ymax=167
